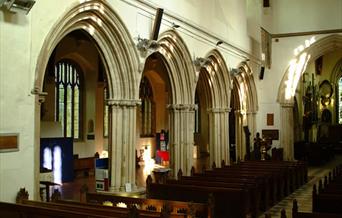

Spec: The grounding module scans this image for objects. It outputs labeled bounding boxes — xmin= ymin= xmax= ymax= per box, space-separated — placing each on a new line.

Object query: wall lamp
xmin=0 ymin=0 xmax=35 ymax=15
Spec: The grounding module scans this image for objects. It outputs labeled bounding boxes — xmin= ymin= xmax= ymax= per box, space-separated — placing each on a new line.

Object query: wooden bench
xmin=169 ymin=174 xmax=260 ymax=217
xmin=292 ymin=199 xmax=341 ymax=218
xmin=86 ymin=191 xmax=210 ymax=218
xmin=213 ymin=166 xmax=279 ymax=205
xmin=198 ymin=168 xmax=272 ymax=210
xmin=312 ymin=165 xmax=342 ymax=214
xmin=20 ymin=199 xmax=189 ymax=218
xmin=146 ymin=175 xmax=250 ymax=218
xmin=0 ymin=201 xmax=110 ymax=218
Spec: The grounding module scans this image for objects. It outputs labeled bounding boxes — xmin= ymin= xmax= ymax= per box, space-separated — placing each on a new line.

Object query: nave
xmin=54 ymin=155 xmax=342 ymax=218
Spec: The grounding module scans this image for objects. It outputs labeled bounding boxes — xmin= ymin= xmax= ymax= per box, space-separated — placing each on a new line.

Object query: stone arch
xmin=278 ymin=34 xmax=342 ymax=105
xmin=146 ymin=29 xmax=196 ymax=175
xmin=156 ymin=29 xmax=196 ymax=104
xmin=231 ymin=61 xmax=258 ymax=161
xmin=196 ymin=49 xmax=232 ymax=166
xmin=331 ymin=58 xmax=342 ymax=124
xmin=330 ymin=58 xmax=342 ymax=82
xmin=34 ymin=0 xmax=139 ymax=100
xmin=33 ymin=0 xmax=140 ymax=194
xmin=277 ymin=34 xmax=342 ymax=160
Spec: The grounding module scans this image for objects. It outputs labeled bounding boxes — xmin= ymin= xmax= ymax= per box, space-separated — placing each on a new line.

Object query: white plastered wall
xmin=255 ymin=0 xmax=342 ymax=147
xmin=2 ymin=0 xmax=340 ymax=202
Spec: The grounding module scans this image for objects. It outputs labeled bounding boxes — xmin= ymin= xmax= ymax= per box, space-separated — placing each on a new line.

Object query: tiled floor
xmin=259 ymin=155 xmax=342 ymax=218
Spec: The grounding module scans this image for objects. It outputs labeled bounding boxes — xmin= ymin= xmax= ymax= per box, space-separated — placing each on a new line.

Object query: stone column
xmin=108 ymin=99 xmax=140 ymax=191
xmin=247 ymin=111 xmax=257 ymax=153
xmin=168 ymin=104 xmax=195 ymax=176
xmin=280 ymin=103 xmax=294 ymax=161
xmin=34 ymin=94 xmax=46 ymax=200
xmin=235 ymin=111 xmax=244 ymax=161
xmin=208 ymin=108 xmax=230 ymax=167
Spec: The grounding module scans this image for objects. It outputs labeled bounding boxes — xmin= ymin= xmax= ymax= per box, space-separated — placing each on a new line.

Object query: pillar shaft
xmin=208 ymin=108 xmax=230 ymax=167
xmin=168 ymin=104 xmax=195 ymax=176
xmin=280 ymin=104 xmax=294 ymax=160
xmin=108 ymin=99 xmax=139 ymax=191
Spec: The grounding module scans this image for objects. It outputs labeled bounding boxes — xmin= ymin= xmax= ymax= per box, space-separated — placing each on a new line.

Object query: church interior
xmin=0 ymin=0 xmax=342 ymax=217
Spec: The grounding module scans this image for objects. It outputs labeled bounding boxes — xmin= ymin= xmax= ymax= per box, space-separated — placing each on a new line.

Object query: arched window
xmin=139 ymin=76 xmax=155 ymax=136
xmin=55 ymin=61 xmax=82 ymax=139
xmin=338 ymin=76 xmax=342 ymax=124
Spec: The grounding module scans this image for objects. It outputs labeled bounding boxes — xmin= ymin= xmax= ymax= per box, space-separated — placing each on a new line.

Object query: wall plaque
xmin=262 ymin=129 xmax=279 ymax=140
xmin=0 ymin=133 xmax=19 ymax=152
xmin=267 ymin=113 xmax=274 ymax=126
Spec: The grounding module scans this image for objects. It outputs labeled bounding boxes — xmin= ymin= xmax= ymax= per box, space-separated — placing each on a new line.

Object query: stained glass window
xmin=139 ymin=77 xmax=155 ymax=136
xmin=55 ymin=61 xmax=81 ymax=139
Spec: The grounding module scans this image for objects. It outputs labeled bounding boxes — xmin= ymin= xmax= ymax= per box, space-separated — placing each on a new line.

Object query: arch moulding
xmin=146 ymin=29 xmax=196 ymax=176
xmin=33 ymin=0 xmax=140 ymax=194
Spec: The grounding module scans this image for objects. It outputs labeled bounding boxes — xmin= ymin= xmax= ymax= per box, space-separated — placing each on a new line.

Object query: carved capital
xmin=167 ymin=104 xmax=197 ymax=111
xmin=207 ymin=107 xmax=231 ymax=113
xmin=106 ymin=99 xmax=141 ymax=107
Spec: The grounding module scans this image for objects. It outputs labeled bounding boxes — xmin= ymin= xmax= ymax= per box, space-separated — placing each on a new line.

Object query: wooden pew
xmin=166 ymin=175 xmax=260 ymax=217
xmin=313 ymin=183 xmax=342 ymax=214
xmin=86 ymin=191 xmax=210 ymax=218
xmin=182 ymin=173 xmax=267 ymax=212
xmin=230 ymin=163 xmax=288 ymax=200
xmin=198 ymin=169 xmax=271 ymax=210
xmin=213 ymin=165 xmax=279 ymax=205
xmin=146 ymin=177 xmax=250 ymax=218
xmin=292 ymin=199 xmax=341 ymax=218
xmin=0 ymin=201 xmax=110 ymax=218
xmin=239 ymin=160 xmax=307 ymax=190
xmin=20 ymin=199 xmax=189 ymax=218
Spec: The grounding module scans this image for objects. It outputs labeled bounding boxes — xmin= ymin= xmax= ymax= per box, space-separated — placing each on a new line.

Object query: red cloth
xmin=157 ymin=150 xmax=169 ymax=161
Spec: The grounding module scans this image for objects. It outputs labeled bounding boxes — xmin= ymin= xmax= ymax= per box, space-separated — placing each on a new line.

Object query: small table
xmin=40 ymin=181 xmax=61 ymax=202
xmin=152 ymin=168 xmax=171 ymax=184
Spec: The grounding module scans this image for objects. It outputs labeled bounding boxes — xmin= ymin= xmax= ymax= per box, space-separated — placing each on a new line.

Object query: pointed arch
xmin=278 ymin=34 xmax=342 ymax=105
xmin=330 ymin=58 xmax=342 ymax=82
xmin=277 ymin=34 xmax=342 ymax=160
xmin=238 ymin=62 xmax=258 ymax=113
xmin=34 ymin=0 xmax=140 ymax=101
xmin=33 ymin=0 xmax=140 ymax=194
xmin=145 ymin=29 xmax=196 ymax=175
xmin=230 ymin=61 xmax=258 ymax=161
xmin=156 ymin=29 xmax=196 ymax=104
xmin=204 ymin=49 xmax=233 ymax=108
xmin=193 ymin=49 xmax=233 ymax=166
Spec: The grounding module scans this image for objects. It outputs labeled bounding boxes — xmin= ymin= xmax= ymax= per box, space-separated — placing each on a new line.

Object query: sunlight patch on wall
xmin=285 ymin=53 xmax=311 ymax=100
xmin=43 ymin=147 xmax=52 ymax=170
xmin=53 ymin=146 xmax=62 ymax=184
